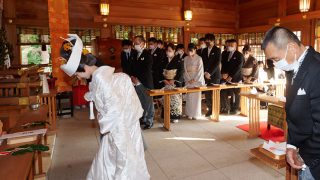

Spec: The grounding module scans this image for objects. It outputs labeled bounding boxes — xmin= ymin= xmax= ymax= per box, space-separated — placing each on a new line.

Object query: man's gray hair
xmin=261 ymin=27 xmax=301 ymax=50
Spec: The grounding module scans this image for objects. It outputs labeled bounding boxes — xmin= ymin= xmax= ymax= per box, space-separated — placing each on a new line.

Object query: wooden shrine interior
xmin=3 ymin=0 xmax=320 ymax=67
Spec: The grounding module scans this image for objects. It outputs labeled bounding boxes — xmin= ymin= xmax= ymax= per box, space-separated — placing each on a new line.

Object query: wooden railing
xmin=0 ymin=81 xmax=42 ymax=97
xmin=39 ymin=90 xmax=57 ymax=131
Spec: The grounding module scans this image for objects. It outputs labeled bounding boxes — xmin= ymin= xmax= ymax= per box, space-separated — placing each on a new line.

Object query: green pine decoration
xmin=0 ymin=28 xmax=13 ymax=67
xmin=21 ymin=121 xmax=51 ymax=129
xmin=4 ymin=144 xmax=49 ymax=156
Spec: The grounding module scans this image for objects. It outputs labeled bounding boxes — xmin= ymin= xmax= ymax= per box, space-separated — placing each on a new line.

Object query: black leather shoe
xmin=230 ymin=110 xmax=240 ymax=115
xmin=205 ymin=111 xmax=212 ymax=117
xmin=143 ymin=124 xmax=153 ymax=130
xmin=220 ymin=109 xmax=230 ymax=115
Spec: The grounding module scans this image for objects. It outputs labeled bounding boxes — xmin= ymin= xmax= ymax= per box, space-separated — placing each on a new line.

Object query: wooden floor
xmin=47 ymin=108 xmax=286 ymax=180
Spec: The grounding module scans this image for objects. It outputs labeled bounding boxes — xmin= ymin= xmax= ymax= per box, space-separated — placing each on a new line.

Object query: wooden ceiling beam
xmin=189 ymin=26 xmax=236 ymax=34
xmin=13 ymin=18 xmax=104 ymax=29
xmin=94 ymin=16 xmax=186 ymax=27
xmin=269 ymin=10 xmax=320 ymax=25
xmin=237 ymin=25 xmax=271 ymax=34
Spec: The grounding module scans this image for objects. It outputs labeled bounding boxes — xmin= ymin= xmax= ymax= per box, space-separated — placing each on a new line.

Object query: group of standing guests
xmin=120 ymin=33 xmax=277 ymax=128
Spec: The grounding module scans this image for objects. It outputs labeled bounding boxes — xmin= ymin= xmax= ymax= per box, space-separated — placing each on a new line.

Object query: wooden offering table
xmin=0 ymin=148 xmax=35 ymax=180
xmin=0 ymin=127 xmax=47 ymax=179
xmin=240 ymin=93 xmax=285 ymax=138
xmin=148 ymin=81 xmax=285 ymax=131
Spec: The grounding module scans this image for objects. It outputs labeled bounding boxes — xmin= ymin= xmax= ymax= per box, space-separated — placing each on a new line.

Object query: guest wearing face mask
xmin=201 ymin=33 xmax=221 ymax=117
xmin=262 ymin=27 xmax=320 ymax=180
xmin=184 ymin=43 xmax=205 ymax=120
xmin=196 ymin=37 xmax=206 ymax=56
xmin=148 ymin=37 xmax=166 ymax=90
xmin=221 ymin=39 xmax=230 ymax=61
xmin=120 ymin=39 xmax=134 ymax=76
xmin=176 ymin=44 xmax=188 ymax=61
xmin=157 ymin=40 xmax=165 ymax=49
xmin=242 ymin=44 xmax=258 ymax=83
xmin=131 ymin=35 xmax=154 ymax=130
xmin=159 ymin=43 xmax=184 ymax=123
xmin=220 ymin=39 xmax=231 ymax=113
xmin=220 ymin=39 xmax=244 ymax=115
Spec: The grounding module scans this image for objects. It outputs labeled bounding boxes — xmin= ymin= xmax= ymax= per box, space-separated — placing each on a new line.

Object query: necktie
xmin=286 ymin=70 xmax=294 ymax=86
xmin=228 ymin=52 xmax=233 ymax=61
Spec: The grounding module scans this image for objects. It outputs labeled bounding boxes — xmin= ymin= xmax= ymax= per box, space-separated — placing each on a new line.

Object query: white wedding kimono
xmin=183 ymin=54 xmax=205 ymax=119
xmin=85 ymin=66 xmax=150 ymax=180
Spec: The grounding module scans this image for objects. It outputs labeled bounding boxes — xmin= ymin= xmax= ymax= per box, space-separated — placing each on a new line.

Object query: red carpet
xmin=236 ymin=122 xmax=285 ymax=142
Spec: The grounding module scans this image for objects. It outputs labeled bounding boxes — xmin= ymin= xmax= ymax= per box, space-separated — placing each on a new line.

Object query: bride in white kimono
xmin=183 ymin=43 xmax=205 ymax=119
xmin=59 ymin=34 xmax=150 ymax=180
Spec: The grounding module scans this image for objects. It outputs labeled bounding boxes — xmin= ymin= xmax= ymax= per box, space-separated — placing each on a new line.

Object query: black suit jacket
xmin=160 ymin=55 xmax=184 ymax=87
xmin=131 ymin=49 xmax=154 ymax=89
xmin=151 ymin=48 xmax=166 ymax=89
xmin=196 ymin=48 xmax=205 ymax=57
xmin=201 ymin=46 xmax=221 ymax=84
xmin=221 ymin=50 xmax=244 ymax=83
xmin=120 ymin=50 xmax=135 ymax=76
xmin=285 ymin=47 xmax=320 ymax=179
xmin=177 ymin=53 xmax=188 ymax=61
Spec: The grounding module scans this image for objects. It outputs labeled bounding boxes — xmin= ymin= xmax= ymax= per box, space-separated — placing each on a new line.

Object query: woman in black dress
xmin=160 ymin=43 xmax=184 ymax=123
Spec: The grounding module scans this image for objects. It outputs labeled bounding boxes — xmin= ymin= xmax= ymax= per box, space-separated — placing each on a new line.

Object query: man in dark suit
xmin=201 ymin=33 xmax=221 ymax=117
xmin=220 ymin=39 xmax=244 ymax=114
xmin=157 ymin=39 xmax=165 ymax=50
xmin=148 ymin=37 xmax=166 ymax=89
xmin=176 ymin=44 xmax=188 ymax=61
xmin=196 ymin=37 xmax=206 ymax=56
xmin=131 ymin=35 xmax=154 ymax=129
xmin=120 ymin=39 xmax=134 ymax=75
xmin=262 ymin=27 xmax=320 ymax=180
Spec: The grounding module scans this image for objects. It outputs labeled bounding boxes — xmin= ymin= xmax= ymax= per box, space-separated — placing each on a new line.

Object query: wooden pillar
xmin=183 ymin=27 xmax=190 ymax=49
xmin=163 ymin=94 xmax=171 ymax=130
xmin=3 ymin=0 xmax=19 ymax=65
xmin=278 ymin=0 xmax=287 ymax=17
xmin=101 ymin=27 xmax=112 ymax=39
xmin=48 ymin=0 xmax=71 ymax=92
xmin=235 ymin=0 xmax=239 ymax=31
xmin=183 ymin=0 xmax=191 ymax=48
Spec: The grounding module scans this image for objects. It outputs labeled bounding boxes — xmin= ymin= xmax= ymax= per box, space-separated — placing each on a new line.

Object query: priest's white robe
xmin=183 ymin=54 xmax=205 ymax=119
xmin=85 ymin=66 xmax=150 ymax=180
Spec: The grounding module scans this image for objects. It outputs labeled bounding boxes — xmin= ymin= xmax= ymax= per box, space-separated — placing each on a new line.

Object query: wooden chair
xmin=57 ymin=91 xmax=74 ymax=117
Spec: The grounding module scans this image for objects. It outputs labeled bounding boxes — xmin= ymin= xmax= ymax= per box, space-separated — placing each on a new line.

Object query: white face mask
xmin=157 ymin=44 xmax=162 ymax=48
xmin=228 ymin=47 xmax=235 ymax=52
xmin=149 ymin=45 xmax=155 ymax=50
xmin=134 ymin=45 xmax=142 ymax=52
xmin=123 ymin=49 xmax=130 ymax=53
xmin=178 ymin=50 xmax=184 ymax=55
xmin=274 ymin=46 xmax=298 ymax=71
xmin=200 ymin=44 xmax=206 ymax=49
xmin=166 ymin=51 xmax=174 ymax=58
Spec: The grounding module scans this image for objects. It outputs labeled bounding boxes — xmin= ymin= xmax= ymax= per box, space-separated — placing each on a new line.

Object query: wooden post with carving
xmin=48 ymin=0 xmax=72 ymax=92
